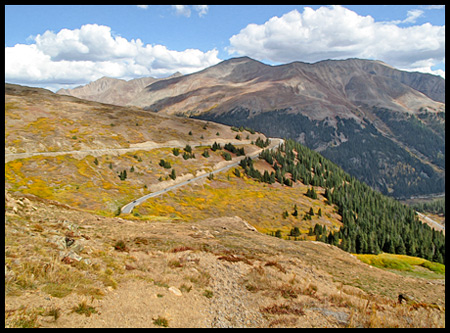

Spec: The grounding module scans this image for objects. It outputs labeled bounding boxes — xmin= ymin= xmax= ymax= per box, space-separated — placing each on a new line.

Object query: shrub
xmin=159 ymin=159 xmax=171 ymax=169
xmin=222 ymin=152 xmax=232 ymax=161
xmin=72 ymin=301 xmax=97 ymax=317
xmin=203 ymin=289 xmax=214 ymax=298
xmin=153 ymin=316 xmax=169 ymax=327
xmin=113 ymin=240 xmax=128 ymax=252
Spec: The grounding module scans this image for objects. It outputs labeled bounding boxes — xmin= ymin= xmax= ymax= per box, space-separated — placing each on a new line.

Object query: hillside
xmin=57 ymin=57 xmax=445 ymax=199
xmin=56 ymin=72 xmax=182 ymax=107
xmin=5 ymin=84 xmax=445 ymax=327
xmin=5 ymin=191 xmax=445 ymax=328
xmin=5 ymin=83 xmax=266 ymax=214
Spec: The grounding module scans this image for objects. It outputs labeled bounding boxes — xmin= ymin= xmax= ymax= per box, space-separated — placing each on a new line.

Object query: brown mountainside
xmin=128 ymin=57 xmax=444 ymax=121
xmin=57 ymin=72 xmax=182 ymax=107
xmin=57 ymin=57 xmax=445 ymax=199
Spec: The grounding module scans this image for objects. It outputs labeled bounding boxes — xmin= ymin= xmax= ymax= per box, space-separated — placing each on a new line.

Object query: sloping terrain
xmin=57 ymin=57 xmax=445 ymax=199
xmin=56 ymin=73 xmax=182 ymax=107
xmin=5 ymin=83 xmax=265 ymax=214
xmin=5 ymin=191 xmax=445 ymax=328
xmin=5 ymin=84 xmax=445 ymax=328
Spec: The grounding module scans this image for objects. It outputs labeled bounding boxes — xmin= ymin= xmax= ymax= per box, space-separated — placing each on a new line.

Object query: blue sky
xmin=5 ymin=5 xmax=445 ymax=91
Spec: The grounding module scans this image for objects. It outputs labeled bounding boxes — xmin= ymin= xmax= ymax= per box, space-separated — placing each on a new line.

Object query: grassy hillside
xmin=4 ymin=84 xmax=445 ymax=328
xmin=5 ymin=83 xmax=266 ymax=215
xmin=5 ymin=191 xmax=445 ymax=328
xmin=132 ymin=166 xmax=342 ymax=236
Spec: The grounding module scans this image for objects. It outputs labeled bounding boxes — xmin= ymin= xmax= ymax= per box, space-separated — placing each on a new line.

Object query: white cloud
xmin=5 ymin=24 xmax=221 ymax=90
xmin=171 ymin=5 xmax=209 ymax=17
xmin=136 ymin=5 xmax=149 ymax=10
xmin=172 ymin=5 xmax=191 ymax=17
xmin=193 ymin=5 xmax=209 ymax=17
xmin=390 ymin=9 xmax=424 ymax=25
xmin=423 ymin=5 xmax=445 ymax=10
xmin=228 ymin=6 xmax=445 ymax=77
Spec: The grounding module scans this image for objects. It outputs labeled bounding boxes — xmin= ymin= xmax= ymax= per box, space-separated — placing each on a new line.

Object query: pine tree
xmin=292 ymin=204 xmax=298 ymax=217
xmin=289 ymin=226 xmax=301 ymax=237
xmin=170 ymin=168 xmax=176 ymax=180
xmin=202 ymin=149 xmax=210 ymax=158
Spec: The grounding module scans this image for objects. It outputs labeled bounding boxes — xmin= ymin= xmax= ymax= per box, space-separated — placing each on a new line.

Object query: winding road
xmin=416 ymin=212 xmax=445 ymax=234
xmin=120 ymin=138 xmax=284 ymax=214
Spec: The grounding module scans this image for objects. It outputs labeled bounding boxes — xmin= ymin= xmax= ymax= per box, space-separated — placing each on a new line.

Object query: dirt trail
xmin=4 ymin=139 xmax=258 ymax=163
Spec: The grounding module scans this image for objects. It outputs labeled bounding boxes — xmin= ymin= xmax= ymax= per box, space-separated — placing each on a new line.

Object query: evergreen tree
xmin=202 ymin=149 xmax=210 ymax=158
xmin=292 ymin=204 xmax=298 ymax=217
xmin=289 ymin=226 xmax=301 ymax=238
xmin=240 ymin=138 xmax=445 ymax=263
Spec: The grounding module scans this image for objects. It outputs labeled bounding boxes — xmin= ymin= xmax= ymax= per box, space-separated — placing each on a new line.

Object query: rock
xmin=49 ymin=235 xmax=68 ymax=250
xmin=311 ymin=307 xmax=349 ymax=325
xmin=398 ymin=293 xmax=416 ymax=304
xmin=241 ymin=219 xmax=257 ymax=232
xmin=169 ymin=286 xmax=182 ymax=297
xmin=61 ymin=251 xmax=83 ymax=263
xmin=65 ymin=237 xmax=75 ymax=247
xmin=72 ymin=242 xmax=85 ymax=254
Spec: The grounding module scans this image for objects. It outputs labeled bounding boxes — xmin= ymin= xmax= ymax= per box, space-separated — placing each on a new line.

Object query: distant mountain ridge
xmin=56 ymin=72 xmax=182 ymax=106
xmin=57 ymin=57 xmax=445 ymax=199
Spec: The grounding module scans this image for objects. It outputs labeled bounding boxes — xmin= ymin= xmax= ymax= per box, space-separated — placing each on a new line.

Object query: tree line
xmin=243 ymin=139 xmax=445 ymax=264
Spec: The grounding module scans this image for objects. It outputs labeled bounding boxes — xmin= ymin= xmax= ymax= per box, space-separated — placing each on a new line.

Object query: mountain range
xmin=57 ymin=57 xmax=445 ymax=199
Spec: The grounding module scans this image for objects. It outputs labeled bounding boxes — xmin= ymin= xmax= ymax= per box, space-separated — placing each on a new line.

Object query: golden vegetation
xmin=5 ymin=85 xmax=445 ymax=328
xmin=135 ymin=168 xmax=342 ymax=236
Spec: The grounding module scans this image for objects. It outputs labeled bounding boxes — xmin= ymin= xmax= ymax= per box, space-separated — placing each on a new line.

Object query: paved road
xmin=416 ymin=212 xmax=445 ymax=234
xmin=121 ymin=138 xmax=284 ymax=214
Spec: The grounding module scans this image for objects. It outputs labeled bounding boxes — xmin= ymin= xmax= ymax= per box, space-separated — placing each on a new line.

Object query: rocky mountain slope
xmin=5 ymin=84 xmax=445 ymax=328
xmin=56 ymin=72 xmax=182 ymax=107
xmin=57 ymin=57 xmax=445 ymax=199
xmin=5 ymin=191 xmax=445 ymax=328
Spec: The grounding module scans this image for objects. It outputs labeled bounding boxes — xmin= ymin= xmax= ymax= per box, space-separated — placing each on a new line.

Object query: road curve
xmin=121 ymin=138 xmax=284 ymax=214
xmin=416 ymin=212 xmax=445 ymax=234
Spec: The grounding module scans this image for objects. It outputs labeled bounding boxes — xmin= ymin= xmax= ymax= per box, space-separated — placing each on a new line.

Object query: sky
xmin=5 ymin=5 xmax=445 ymax=91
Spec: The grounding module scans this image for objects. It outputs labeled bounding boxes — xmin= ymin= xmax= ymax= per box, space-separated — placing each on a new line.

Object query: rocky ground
xmin=5 ymin=191 xmax=445 ymax=328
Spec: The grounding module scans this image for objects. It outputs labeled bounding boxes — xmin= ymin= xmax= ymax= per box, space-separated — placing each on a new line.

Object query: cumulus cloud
xmin=228 ymin=6 xmax=445 ymax=77
xmin=193 ymin=5 xmax=209 ymax=17
xmin=171 ymin=5 xmax=209 ymax=17
xmin=5 ymin=24 xmax=221 ymax=90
